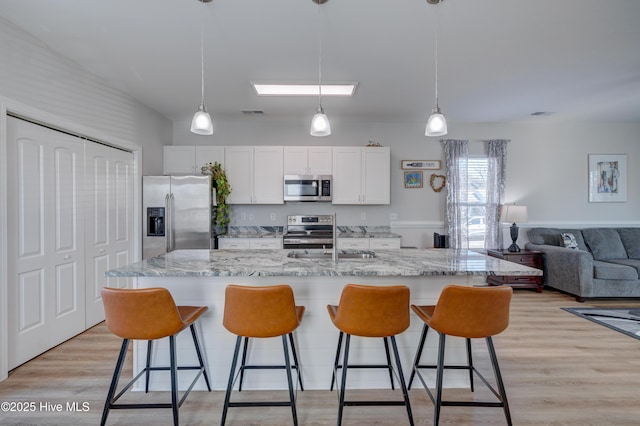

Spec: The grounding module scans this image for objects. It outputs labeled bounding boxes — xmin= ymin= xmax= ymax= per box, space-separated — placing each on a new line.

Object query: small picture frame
xmin=401 ymin=160 xmax=441 ymax=170
xmin=588 ymin=154 xmax=627 ymax=203
xmin=404 ymin=171 xmax=423 ymax=188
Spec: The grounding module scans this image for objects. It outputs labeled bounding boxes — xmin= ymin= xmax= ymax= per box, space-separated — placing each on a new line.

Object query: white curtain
xmin=441 ymin=139 xmax=469 ymax=249
xmin=485 ymin=140 xmax=509 ymax=249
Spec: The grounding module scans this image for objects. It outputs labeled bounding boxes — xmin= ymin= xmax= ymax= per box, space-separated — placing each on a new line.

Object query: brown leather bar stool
xmin=100 ymin=287 xmax=211 ymax=426
xmin=408 ymin=284 xmax=513 ymax=426
xmin=327 ymin=283 xmax=414 ymax=426
xmin=221 ymin=284 xmax=305 ymax=426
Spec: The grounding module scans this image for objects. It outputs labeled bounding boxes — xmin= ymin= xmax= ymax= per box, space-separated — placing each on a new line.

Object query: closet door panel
xmin=85 ymin=143 xmax=133 ymax=327
xmin=7 ymin=117 xmax=85 ymax=369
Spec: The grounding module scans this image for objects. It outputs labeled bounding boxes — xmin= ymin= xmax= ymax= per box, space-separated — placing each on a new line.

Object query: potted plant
xmin=201 ymin=162 xmax=231 ymax=236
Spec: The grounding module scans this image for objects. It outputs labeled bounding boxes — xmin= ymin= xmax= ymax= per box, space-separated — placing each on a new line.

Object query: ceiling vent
xmin=242 ymin=110 xmax=265 ymax=115
xmin=531 ymin=111 xmax=555 ymax=116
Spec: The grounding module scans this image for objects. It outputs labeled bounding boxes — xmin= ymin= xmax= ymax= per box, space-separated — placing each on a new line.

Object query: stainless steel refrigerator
xmin=142 ymin=175 xmax=212 ymax=259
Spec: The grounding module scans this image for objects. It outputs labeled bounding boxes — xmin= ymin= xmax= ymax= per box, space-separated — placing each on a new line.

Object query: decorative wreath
xmin=429 ymin=174 xmax=446 ymax=192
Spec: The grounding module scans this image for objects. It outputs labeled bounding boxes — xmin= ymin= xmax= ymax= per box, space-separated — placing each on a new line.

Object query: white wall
xmin=173 ymin=118 xmax=640 ymax=238
xmin=0 ymin=17 xmax=171 ymax=174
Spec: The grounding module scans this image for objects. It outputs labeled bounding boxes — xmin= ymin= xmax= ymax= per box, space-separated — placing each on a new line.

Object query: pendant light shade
xmin=191 ymin=0 xmax=214 ymax=135
xmin=310 ymin=106 xmax=331 ymax=137
xmin=310 ymin=0 xmax=331 ymax=137
xmin=425 ymin=104 xmax=447 ymax=136
xmin=191 ymin=104 xmax=214 ymax=135
xmin=425 ymin=0 xmax=447 ymax=138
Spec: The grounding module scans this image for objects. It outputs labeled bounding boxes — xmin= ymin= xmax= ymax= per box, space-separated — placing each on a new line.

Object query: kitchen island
xmin=105 ymin=248 xmax=540 ymax=391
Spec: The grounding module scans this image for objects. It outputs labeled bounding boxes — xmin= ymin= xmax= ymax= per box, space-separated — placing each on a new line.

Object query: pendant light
xmin=425 ymin=0 xmax=448 ymax=137
xmin=310 ymin=0 xmax=331 ymax=137
xmin=190 ymin=0 xmax=214 ymax=135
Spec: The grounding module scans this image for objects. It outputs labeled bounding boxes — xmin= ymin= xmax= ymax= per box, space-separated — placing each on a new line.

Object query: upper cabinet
xmin=225 ymin=146 xmax=284 ymax=204
xmin=332 ymin=146 xmax=390 ymax=205
xmin=163 ymin=146 xmax=224 ymax=175
xmin=283 ymin=146 xmax=332 ymax=175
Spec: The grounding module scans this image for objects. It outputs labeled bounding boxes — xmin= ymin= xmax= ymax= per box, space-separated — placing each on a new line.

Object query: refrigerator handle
xmin=169 ymin=193 xmax=176 ymax=251
xmin=165 ymin=193 xmax=171 ymax=252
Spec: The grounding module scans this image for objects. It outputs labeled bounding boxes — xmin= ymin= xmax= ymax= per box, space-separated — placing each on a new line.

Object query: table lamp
xmin=501 ymin=205 xmax=528 ymax=252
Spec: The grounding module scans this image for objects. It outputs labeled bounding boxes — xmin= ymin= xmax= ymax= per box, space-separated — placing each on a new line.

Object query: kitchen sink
xmin=287 ymin=250 xmax=376 ymax=260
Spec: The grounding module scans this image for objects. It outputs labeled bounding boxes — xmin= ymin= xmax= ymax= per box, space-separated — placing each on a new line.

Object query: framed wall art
xmin=404 ymin=171 xmax=423 ymax=188
xmin=588 ymin=154 xmax=627 ymax=203
xmin=401 ymin=160 xmax=441 ymax=170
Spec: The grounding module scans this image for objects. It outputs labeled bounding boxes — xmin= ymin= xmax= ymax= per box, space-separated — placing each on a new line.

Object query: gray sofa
xmin=525 ymin=227 xmax=640 ymax=301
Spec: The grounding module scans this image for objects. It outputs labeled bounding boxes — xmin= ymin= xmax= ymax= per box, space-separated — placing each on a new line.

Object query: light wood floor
xmin=1 ymin=289 xmax=639 ymax=425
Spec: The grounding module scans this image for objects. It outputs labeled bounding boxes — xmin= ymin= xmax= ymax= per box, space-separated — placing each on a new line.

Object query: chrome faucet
xmin=332 ymin=212 xmax=337 ymax=262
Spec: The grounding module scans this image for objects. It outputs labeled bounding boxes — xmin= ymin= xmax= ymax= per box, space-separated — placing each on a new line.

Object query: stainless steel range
xmin=283 ymin=214 xmax=335 ymax=249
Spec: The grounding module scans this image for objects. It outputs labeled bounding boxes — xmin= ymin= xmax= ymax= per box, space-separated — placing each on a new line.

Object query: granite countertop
xmin=217 ymin=226 xmax=401 ymax=239
xmin=105 ymin=248 xmax=542 ymax=278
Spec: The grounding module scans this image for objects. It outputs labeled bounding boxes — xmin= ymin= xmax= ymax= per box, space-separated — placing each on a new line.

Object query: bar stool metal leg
xmin=288 ymin=333 xmax=304 ymax=391
xmin=282 ymin=334 xmax=298 ymax=426
xmin=466 ymin=338 xmax=474 ymax=392
xmin=145 ymin=340 xmax=153 ymax=393
xmin=486 ymin=336 xmax=512 ymax=426
xmin=408 ymin=323 xmax=429 ymax=389
xmin=383 ymin=337 xmax=395 ymax=390
xmin=337 ymin=334 xmax=351 ymax=426
xmin=434 ymin=333 xmax=446 ymax=426
xmin=389 ymin=335 xmax=414 ymax=425
xmin=100 ymin=339 xmax=130 ymax=426
xmin=330 ymin=331 xmax=344 ymax=391
xmin=238 ymin=337 xmax=249 ymax=391
xmin=169 ymin=335 xmax=179 ymax=426
xmin=189 ymin=323 xmax=212 ymax=391
xmin=221 ymin=336 xmax=242 ymax=426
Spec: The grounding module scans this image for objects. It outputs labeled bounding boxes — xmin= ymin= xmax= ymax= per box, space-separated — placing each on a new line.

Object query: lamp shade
xmin=190 ymin=105 xmax=214 ymax=135
xmin=310 ymin=106 xmax=331 ymax=137
xmin=425 ymin=106 xmax=448 ymax=137
xmin=501 ymin=205 xmax=528 ymax=224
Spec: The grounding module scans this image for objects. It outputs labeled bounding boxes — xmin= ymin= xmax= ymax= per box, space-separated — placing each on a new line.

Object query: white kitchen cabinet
xmin=338 ymin=237 xmax=401 ymax=250
xmin=218 ymin=238 xmax=282 ymax=249
xmin=369 ymin=238 xmax=401 ymax=249
xmin=218 ymin=239 xmax=251 ymax=249
xmin=332 ymin=146 xmax=390 ymax=204
xmin=163 ymin=145 xmax=224 ymax=175
xmin=283 ymin=146 xmax=332 ymax=175
xmin=250 ymin=238 xmax=283 ymax=249
xmin=225 ymin=146 xmax=284 ymax=204
xmin=337 ymin=238 xmax=370 ymax=250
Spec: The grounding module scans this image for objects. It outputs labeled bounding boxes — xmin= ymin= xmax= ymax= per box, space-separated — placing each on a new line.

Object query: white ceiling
xmin=1 ymin=0 xmax=639 ymax=126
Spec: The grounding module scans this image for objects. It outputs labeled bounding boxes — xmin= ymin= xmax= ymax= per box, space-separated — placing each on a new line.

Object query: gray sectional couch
xmin=525 ymin=227 xmax=640 ymax=301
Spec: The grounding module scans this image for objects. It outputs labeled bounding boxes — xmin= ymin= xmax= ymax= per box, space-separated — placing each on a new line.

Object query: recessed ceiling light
xmin=251 ymin=83 xmax=357 ymax=96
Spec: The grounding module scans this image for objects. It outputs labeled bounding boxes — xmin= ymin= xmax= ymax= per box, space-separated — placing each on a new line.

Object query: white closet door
xmin=6 ymin=117 xmax=86 ymax=369
xmin=85 ymin=142 xmax=134 ymax=328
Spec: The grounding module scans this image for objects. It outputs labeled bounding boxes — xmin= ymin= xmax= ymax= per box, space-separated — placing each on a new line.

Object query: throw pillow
xmin=561 ymin=232 xmax=579 ymax=249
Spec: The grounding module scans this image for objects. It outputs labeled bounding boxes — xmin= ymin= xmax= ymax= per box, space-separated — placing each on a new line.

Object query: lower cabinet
xmin=338 ymin=238 xmax=401 ymax=250
xmin=218 ymin=238 xmax=283 ymax=250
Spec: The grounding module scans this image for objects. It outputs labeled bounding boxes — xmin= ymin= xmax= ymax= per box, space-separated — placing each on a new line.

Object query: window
xmin=465 ymin=157 xmax=489 ymax=249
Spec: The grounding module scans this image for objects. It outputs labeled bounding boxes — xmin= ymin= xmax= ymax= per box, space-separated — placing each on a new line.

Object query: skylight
xmin=251 ymin=83 xmax=357 ymax=96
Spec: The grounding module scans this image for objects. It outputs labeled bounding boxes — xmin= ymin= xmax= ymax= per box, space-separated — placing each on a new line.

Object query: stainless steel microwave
xmin=283 ymin=175 xmax=332 ymax=202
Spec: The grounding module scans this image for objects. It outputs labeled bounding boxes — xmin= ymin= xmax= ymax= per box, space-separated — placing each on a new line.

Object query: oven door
xmin=282 ymin=237 xmax=334 ymax=249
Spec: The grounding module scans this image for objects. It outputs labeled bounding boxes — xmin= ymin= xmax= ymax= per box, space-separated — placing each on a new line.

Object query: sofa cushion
xmin=583 ymin=228 xmax=628 ymax=260
xmin=527 ymin=228 xmax=588 ymax=251
xmin=604 ymin=258 xmax=640 ymax=276
xmin=593 ymin=260 xmax=638 ymax=280
xmin=617 ymin=228 xmax=640 ymax=259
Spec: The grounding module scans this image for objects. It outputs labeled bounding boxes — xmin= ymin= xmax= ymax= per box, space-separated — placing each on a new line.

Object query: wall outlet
xmin=390 ymin=213 xmax=398 ymax=221
xmin=248 ymin=213 xmax=254 ymax=221
xmin=270 ymin=213 xmax=276 ymax=221
xmin=240 ymin=212 xmax=247 ymax=221
xmin=360 ymin=212 xmax=367 ymax=221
